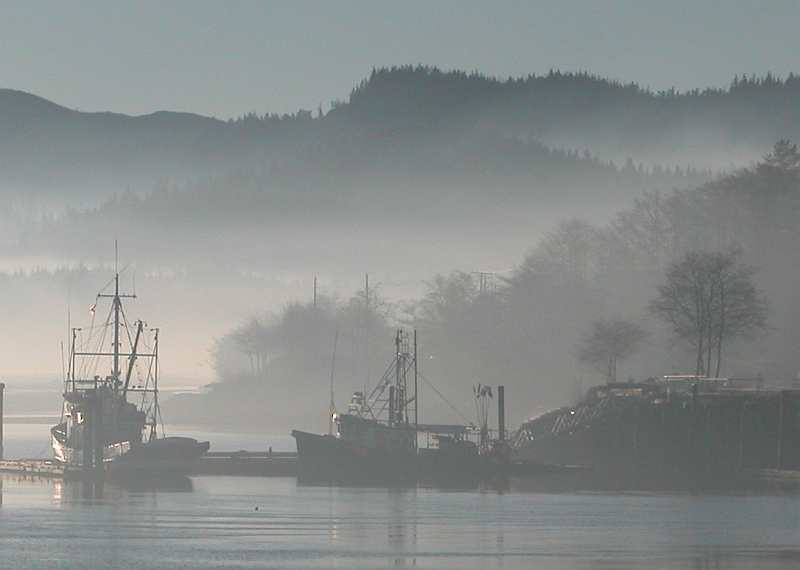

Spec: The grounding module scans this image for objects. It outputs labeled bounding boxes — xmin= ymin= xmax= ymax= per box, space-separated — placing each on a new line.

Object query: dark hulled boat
xmin=292 ymin=330 xmax=492 ymax=485
xmin=293 ymin=413 xmax=418 ymax=484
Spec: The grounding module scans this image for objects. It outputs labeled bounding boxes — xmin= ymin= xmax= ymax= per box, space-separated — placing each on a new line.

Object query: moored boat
xmin=51 ymin=250 xmax=209 ymax=479
xmin=292 ymin=330 xmax=501 ymax=485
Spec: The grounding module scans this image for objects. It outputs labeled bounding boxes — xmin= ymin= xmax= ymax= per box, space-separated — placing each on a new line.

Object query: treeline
xmin=20 ymin=138 xmax=702 ymax=244
xmin=4 ymin=65 xmax=800 ymax=205
xmin=194 ymin=141 xmax=800 ymax=429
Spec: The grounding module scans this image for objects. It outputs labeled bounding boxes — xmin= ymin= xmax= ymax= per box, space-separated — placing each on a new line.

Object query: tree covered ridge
xmin=179 ymin=141 xmax=798 ymax=429
xmin=2 ymin=65 xmax=799 ymax=201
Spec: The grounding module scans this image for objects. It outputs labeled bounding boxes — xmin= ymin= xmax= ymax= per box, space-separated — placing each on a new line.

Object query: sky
xmin=0 ymin=0 xmax=798 ymax=119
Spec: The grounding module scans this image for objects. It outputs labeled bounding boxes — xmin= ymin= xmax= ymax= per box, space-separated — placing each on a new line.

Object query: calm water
xmin=3 ymin=427 xmax=800 ymax=569
xmin=2 ymin=475 xmax=800 ymax=569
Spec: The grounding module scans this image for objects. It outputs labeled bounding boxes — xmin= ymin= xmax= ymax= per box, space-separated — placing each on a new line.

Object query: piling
xmin=0 ymin=382 xmax=5 ymax=460
xmin=777 ymin=390 xmax=788 ymax=469
xmin=83 ymin=392 xmax=93 ymax=474
xmin=92 ymin=391 xmax=104 ymax=477
xmin=498 ymin=385 xmax=505 ymax=442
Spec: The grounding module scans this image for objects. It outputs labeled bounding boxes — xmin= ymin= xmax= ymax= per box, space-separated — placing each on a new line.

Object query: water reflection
xmin=2 ymin=474 xmax=800 ymax=570
xmin=387 ymin=488 xmax=418 ymax=567
xmin=47 ymin=475 xmax=194 ymax=505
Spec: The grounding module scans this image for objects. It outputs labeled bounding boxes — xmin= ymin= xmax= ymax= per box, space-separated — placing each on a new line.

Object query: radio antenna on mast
xmin=328 ymin=329 xmax=339 ymax=435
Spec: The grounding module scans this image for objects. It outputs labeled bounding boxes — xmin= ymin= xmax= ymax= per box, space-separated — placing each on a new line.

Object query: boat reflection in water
xmin=49 ymin=475 xmax=195 ymax=504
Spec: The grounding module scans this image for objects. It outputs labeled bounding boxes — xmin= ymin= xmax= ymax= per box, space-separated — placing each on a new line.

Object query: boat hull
xmin=52 ymin=433 xmax=209 ymax=479
xmin=107 ymin=437 xmax=210 ymax=479
xmin=292 ymin=429 xmax=417 ymax=485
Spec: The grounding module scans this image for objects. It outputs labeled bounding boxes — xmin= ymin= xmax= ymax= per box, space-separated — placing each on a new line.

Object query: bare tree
xmin=578 ymin=318 xmax=646 ymax=383
xmin=649 ymin=249 xmax=767 ymax=376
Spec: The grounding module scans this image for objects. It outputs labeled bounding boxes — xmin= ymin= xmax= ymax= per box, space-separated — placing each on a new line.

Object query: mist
xmin=1 ymin=68 xmax=798 ymax=436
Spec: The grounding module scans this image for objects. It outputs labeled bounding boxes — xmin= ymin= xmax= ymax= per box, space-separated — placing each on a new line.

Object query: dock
xmin=0 ymin=459 xmax=67 ymax=478
xmin=0 ymin=451 xmax=298 ymax=480
xmin=192 ymin=451 xmax=297 ymax=476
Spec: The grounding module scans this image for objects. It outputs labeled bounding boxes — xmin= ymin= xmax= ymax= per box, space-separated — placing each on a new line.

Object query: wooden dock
xmin=0 ymin=459 xmax=67 ymax=478
xmin=192 ymin=451 xmax=297 ymax=476
xmin=0 ymin=452 xmax=298 ymax=479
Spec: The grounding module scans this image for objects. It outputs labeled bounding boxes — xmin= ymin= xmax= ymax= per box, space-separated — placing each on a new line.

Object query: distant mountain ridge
xmin=1 ymin=66 xmax=798 ymax=203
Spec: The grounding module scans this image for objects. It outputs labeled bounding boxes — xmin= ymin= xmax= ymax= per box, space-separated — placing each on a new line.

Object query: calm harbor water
xmin=2 ymin=475 xmax=800 ymax=569
xmin=3 ymin=427 xmax=800 ymax=569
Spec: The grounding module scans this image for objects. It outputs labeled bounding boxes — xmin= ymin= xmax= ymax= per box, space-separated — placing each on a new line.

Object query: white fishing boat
xmin=50 ymin=248 xmax=209 ymax=478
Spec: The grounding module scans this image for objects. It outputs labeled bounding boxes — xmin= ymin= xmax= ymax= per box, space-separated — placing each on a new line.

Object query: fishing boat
xmin=292 ymin=329 xmax=496 ymax=485
xmin=50 ymin=253 xmax=209 ymax=478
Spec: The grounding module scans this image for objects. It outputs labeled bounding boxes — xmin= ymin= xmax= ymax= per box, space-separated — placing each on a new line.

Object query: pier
xmin=193 ymin=451 xmax=297 ymax=476
xmin=0 ymin=459 xmax=67 ymax=478
xmin=0 ymin=452 xmax=298 ymax=479
xmin=0 ymin=382 xmax=4 ymax=460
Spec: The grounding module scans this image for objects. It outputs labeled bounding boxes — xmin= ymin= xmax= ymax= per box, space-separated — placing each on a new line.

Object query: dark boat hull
xmin=107 ymin=437 xmax=210 ymax=479
xmin=292 ymin=430 xmax=417 ymax=485
xmin=292 ymin=429 xmax=500 ymax=486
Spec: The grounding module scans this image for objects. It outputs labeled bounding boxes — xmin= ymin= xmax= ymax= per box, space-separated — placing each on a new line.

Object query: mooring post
xmin=777 ymin=390 xmax=788 ymax=470
xmin=93 ymin=391 xmax=104 ymax=478
xmin=737 ymin=401 xmax=746 ymax=471
xmin=83 ymin=394 xmax=93 ymax=474
xmin=0 ymin=382 xmax=5 ymax=460
xmin=498 ymin=385 xmax=505 ymax=442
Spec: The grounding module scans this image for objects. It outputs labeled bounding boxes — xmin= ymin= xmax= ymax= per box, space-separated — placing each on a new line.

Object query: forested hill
xmin=0 ymin=88 xmax=229 ymax=194
xmin=333 ymin=67 xmax=800 ymax=168
xmin=2 ymin=67 xmax=799 ymax=201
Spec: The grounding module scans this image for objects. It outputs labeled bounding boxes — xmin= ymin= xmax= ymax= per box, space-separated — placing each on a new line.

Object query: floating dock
xmin=0 ymin=459 xmax=68 ymax=478
xmin=0 ymin=451 xmax=298 ymax=479
xmin=193 ymin=451 xmax=297 ymax=476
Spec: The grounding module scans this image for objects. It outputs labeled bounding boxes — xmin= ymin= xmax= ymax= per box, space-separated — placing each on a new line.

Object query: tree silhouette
xmin=577 ymin=319 xmax=646 ymax=383
xmin=650 ymin=249 xmax=767 ymax=376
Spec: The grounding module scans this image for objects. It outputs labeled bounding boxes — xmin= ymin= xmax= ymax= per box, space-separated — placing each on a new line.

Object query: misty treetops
xmin=214 ymin=142 xmax=797 ymax=421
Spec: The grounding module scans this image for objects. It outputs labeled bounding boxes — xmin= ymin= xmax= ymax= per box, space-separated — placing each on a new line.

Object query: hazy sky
xmin=1 ymin=0 xmax=797 ymax=118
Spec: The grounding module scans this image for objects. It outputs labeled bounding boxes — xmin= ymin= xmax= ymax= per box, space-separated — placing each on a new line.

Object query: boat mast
xmin=113 ymin=256 xmax=121 ymax=386
xmin=414 ymin=330 xmax=418 ymax=429
xmin=96 ymin=242 xmax=136 ymax=390
xmin=150 ymin=328 xmax=160 ymax=441
xmin=395 ymin=329 xmax=402 ymax=426
xmin=328 ymin=329 xmax=339 ymax=435
xmin=121 ymin=320 xmax=143 ymax=400
xmin=70 ymin=328 xmax=78 ymax=390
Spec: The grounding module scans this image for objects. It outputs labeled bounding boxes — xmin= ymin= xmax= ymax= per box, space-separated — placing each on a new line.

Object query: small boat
xmin=51 ymin=252 xmax=209 ymax=478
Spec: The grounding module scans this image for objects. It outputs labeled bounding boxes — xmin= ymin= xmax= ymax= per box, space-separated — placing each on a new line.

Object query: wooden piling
xmin=0 ymin=382 xmax=5 ymax=460
xmin=777 ymin=390 xmax=788 ymax=469
xmin=498 ymin=385 xmax=505 ymax=442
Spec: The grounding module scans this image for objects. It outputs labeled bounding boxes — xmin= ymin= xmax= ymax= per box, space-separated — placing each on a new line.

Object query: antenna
xmin=328 ymin=329 xmax=339 ymax=435
xmin=60 ymin=341 xmax=66 ymax=383
xmin=472 ymin=271 xmax=496 ymax=295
